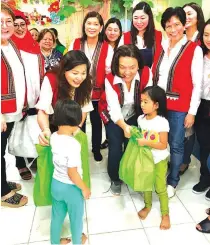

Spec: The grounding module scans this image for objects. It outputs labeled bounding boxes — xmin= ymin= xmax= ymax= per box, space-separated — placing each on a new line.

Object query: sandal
xmin=206 ymin=208 xmax=210 ymax=216
xmin=18 ymin=167 xmax=32 ymax=180
xmin=8 ymin=182 xmax=21 ymax=192
xmin=196 ymin=217 xmax=210 ymax=234
xmin=1 ymin=191 xmax=28 ymax=208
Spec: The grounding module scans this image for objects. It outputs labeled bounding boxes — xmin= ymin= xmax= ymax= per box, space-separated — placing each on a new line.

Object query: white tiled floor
xmin=1 ymin=124 xmax=210 ymax=245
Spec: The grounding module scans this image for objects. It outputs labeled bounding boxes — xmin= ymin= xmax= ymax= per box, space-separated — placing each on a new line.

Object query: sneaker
xmin=100 ymin=139 xmax=109 ymax=149
xmin=192 ymin=182 xmax=210 ymax=194
xmin=205 ymin=189 xmax=210 ymax=201
xmin=167 ymin=185 xmax=176 ymax=198
xmin=93 ymin=151 xmax=103 ymax=162
xmin=110 ymin=181 xmax=121 ymax=195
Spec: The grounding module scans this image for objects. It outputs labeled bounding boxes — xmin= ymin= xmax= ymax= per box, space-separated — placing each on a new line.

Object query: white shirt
xmin=51 ymin=132 xmax=83 ymax=184
xmin=105 ymin=71 xmax=153 ymax=123
xmin=157 ymin=35 xmax=203 ymax=115
xmin=137 ymin=115 xmax=170 ymax=164
xmin=20 ymin=51 xmax=41 ymax=108
xmin=202 ymin=56 xmax=210 ymax=100
xmin=69 ymin=39 xmax=114 ymax=74
xmin=35 ymin=76 xmax=94 ymax=114
xmin=191 ymin=30 xmax=199 ymax=42
xmin=118 ymin=34 xmax=146 ymax=49
xmin=118 ymin=32 xmax=164 ymax=49
xmin=1 ymin=43 xmax=26 ymax=122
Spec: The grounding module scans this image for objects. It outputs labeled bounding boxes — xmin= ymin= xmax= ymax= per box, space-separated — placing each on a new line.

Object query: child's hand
xmin=38 ymin=128 xmax=51 ymax=146
xmin=137 ymin=138 xmax=148 ymax=146
xmin=82 ymin=186 xmax=91 ymax=200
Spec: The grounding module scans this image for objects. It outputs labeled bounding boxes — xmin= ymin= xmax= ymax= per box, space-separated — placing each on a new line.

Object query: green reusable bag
xmin=33 ymin=130 xmax=91 ymax=207
xmin=74 ymin=130 xmax=91 ymax=189
xmin=119 ymin=126 xmax=155 ymax=192
xmin=33 ymin=144 xmax=54 ymax=206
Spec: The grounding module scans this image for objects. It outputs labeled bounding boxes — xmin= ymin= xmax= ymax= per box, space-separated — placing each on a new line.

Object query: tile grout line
xmin=175 ymin=193 xmax=210 ymax=244
xmin=27 ymin=206 xmax=37 ymax=245
xmin=130 ymin=192 xmax=152 ymax=245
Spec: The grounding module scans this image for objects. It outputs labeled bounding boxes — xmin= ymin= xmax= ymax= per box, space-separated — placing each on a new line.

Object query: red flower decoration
xmin=48 ymin=1 xmax=60 ymax=13
xmin=23 ymin=0 xmax=28 ymax=3
xmin=41 ymin=20 xmax=45 ymax=25
xmin=46 ymin=17 xmax=52 ymax=23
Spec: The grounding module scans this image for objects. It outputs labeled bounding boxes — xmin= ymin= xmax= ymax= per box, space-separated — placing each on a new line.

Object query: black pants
xmin=105 ymin=115 xmax=138 ymax=182
xmin=195 ymin=100 xmax=210 ymax=186
xmin=83 ymin=101 xmax=102 ymax=153
xmin=1 ymin=122 xmax=14 ymax=197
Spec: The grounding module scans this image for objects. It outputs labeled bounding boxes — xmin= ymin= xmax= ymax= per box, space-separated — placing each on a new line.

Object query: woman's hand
xmin=184 ymin=114 xmax=195 ymax=128
xmin=38 ymin=128 xmax=51 ymax=146
xmin=82 ymin=186 xmax=91 ymax=200
xmin=124 ymin=125 xmax=131 ymax=138
xmin=1 ymin=114 xmax=7 ymax=132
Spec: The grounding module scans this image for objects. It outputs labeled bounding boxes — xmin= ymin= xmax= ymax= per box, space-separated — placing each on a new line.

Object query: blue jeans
xmin=105 ymin=115 xmax=137 ymax=182
xmin=167 ymin=111 xmax=187 ymax=187
xmin=50 ymin=178 xmax=84 ymax=245
xmin=183 ymin=133 xmax=195 ymax=165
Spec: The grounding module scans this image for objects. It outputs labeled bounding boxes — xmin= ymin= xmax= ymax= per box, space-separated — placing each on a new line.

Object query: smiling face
xmin=203 ymin=24 xmax=210 ymax=51
xmin=30 ymin=29 xmax=39 ymax=41
xmin=133 ymin=9 xmax=149 ymax=33
xmin=84 ymin=17 xmax=102 ymax=38
xmin=39 ymin=32 xmax=55 ymax=51
xmin=105 ymin=22 xmax=121 ymax=44
xmin=165 ymin=16 xmax=185 ymax=44
xmin=14 ymin=18 xmax=27 ymax=38
xmin=119 ymin=56 xmax=139 ymax=83
xmin=1 ymin=11 xmax=14 ymax=41
xmin=65 ymin=64 xmax=87 ymax=88
xmin=184 ymin=6 xmax=197 ymax=29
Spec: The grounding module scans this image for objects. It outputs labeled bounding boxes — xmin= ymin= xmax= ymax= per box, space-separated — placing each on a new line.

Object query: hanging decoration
xmin=48 ymin=0 xmax=60 ymax=12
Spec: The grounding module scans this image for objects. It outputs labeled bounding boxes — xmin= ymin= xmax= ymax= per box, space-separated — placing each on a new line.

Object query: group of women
xmin=1 ymin=2 xmax=210 ymax=234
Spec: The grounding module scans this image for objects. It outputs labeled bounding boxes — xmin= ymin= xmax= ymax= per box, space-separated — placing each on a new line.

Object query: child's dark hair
xmin=53 ymin=99 xmax=82 ymax=127
xmin=142 ymin=86 xmax=167 ymax=118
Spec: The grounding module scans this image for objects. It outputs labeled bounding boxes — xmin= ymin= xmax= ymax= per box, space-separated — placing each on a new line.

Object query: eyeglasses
xmin=14 ymin=23 xmax=26 ymax=29
xmin=1 ymin=20 xmax=14 ymax=27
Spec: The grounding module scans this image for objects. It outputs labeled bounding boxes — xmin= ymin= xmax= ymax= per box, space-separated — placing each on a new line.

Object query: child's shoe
xmin=167 ymin=185 xmax=176 ymax=198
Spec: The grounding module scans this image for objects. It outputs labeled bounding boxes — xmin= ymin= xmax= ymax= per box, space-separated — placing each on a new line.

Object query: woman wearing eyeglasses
xmin=1 ymin=3 xmax=28 ymax=207
xmin=10 ymin=10 xmax=44 ymax=180
xmin=152 ymin=7 xmax=203 ymax=198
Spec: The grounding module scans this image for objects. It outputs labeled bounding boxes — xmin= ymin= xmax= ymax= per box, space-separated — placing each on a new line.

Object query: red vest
xmin=152 ymin=41 xmax=197 ymax=112
xmin=98 ymin=67 xmax=150 ymax=124
xmin=73 ymin=38 xmax=109 ymax=100
xmin=45 ymin=72 xmax=58 ymax=108
xmin=1 ymin=40 xmax=27 ymax=114
xmin=123 ymin=30 xmax=162 ymax=57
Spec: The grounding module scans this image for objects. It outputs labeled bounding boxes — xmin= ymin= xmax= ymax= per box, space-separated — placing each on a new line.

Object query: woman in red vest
xmin=36 ymin=50 xmax=93 ymax=148
xmin=152 ymin=7 xmax=203 ymax=198
xmin=69 ymin=11 xmax=113 ymax=162
xmin=1 ymin=3 xmax=28 ymax=208
xmin=104 ymin=17 xmax=122 ymax=51
xmin=11 ymin=9 xmax=44 ymax=179
xmin=193 ymin=19 xmax=210 ymax=200
xmin=118 ymin=1 xmax=162 ymax=68
xmin=180 ymin=2 xmax=205 ymax=175
xmin=99 ymin=44 xmax=152 ymax=195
